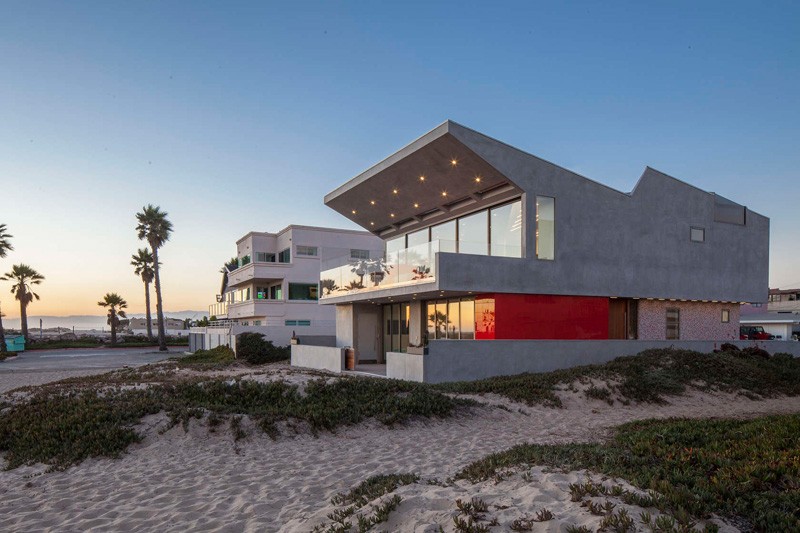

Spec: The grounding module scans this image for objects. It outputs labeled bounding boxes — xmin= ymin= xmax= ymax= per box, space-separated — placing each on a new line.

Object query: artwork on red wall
xmin=474 ymin=293 xmax=609 ymax=340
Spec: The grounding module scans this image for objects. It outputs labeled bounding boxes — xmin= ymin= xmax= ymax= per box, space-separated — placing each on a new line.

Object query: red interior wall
xmin=477 ymin=294 xmax=609 ymax=340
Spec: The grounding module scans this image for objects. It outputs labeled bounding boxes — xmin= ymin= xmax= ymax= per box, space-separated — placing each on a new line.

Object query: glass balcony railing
xmin=320 ymin=241 xmax=441 ymax=298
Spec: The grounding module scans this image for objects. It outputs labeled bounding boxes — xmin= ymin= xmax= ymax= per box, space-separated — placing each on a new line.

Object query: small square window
xmin=721 ymin=309 xmax=730 ymax=323
xmin=690 ymin=227 xmax=705 ymax=242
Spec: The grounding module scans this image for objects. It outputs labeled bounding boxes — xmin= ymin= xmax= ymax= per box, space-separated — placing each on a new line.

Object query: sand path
xmin=0 ymin=385 xmax=797 ymax=532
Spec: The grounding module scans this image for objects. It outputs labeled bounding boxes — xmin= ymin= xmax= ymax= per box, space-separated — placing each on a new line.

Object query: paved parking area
xmin=0 ymin=346 xmax=181 ymax=393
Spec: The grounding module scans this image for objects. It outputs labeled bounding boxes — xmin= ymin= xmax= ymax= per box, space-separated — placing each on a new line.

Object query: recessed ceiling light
xmin=392 ymin=189 xmax=398 ymax=194
xmin=419 ymin=175 xmax=425 ymax=181
xmin=413 ymin=203 xmax=419 ymax=208
xmin=370 ymin=222 xmax=374 ymax=226
xmin=475 ymin=176 xmax=481 ymax=183
xmin=370 ymin=200 xmax=376 ymax=205
xmin=390 ymin=213 xmax=395 ymax=217
xmin=351 ymin=210 xmax=357 ymax=214
xmin=451 ymin=159 xmax=457 ymax=166
xmin=441 ymin=191 xmax=447 ymax=197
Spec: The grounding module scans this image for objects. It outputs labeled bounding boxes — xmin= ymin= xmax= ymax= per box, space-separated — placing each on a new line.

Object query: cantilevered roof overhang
xmin=324 ymin=121 xmax=524 ymax=239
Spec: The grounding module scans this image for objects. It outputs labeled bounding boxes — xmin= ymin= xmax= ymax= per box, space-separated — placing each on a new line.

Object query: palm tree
xmin=0 ymin=224 xmax=11 ymax=259
xmin=0 ymin=264 xmax=44 ymax=341
xmin=135 ymin=205 xmax=173 ymax=351
xmin=98 ymin=293 xmax=127 ymax=347
xmin=0 ymin=224 xmax=12 ymax=353
xmin=131 ymin=248 xmax=156 ymax=341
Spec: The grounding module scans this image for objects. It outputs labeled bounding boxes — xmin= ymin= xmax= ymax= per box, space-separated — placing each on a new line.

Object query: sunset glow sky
xmin=1 ymin=1 xmax=798 ymax=318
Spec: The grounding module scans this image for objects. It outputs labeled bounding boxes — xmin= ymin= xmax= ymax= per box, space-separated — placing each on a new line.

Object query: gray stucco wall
xmin=417 ymin=339 xmax=800 ymax=383
xmin=441 ymin=124 xmax=768 ymax=303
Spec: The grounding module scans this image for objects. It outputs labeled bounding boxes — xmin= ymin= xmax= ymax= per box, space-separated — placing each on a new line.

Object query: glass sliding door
xmin=490 ymin=201 xmax=522 ymax=257
xmin=431 ymin=220 xmax=456 ymax=253
xmin=426 ymin=302 xmax=436 ymax=344
xmin=447 ymin=301 xmax=460 ymax=339
xmin=458 ymin=211 xmax=488 ymax=255
xmin=459 ymin=299 xmax=475 ymax=339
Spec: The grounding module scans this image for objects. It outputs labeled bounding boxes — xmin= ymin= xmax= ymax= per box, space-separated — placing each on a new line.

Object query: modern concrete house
xmin=291 ymin=121 xmax=795 ymax=382
xmin=189 ymin=225 xmax=383 ymax=352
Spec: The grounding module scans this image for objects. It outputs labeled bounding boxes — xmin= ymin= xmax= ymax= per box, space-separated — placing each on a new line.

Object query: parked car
xmin=740 ymin=325 xmax=775 ymax=340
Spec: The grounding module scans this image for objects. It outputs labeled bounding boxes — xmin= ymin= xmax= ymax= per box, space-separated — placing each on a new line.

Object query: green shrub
xmin=177 ymin=346 xmax=235 ymax=366
xmin=0 ymin=376 xmax=469 ymax=469
xmin=438 ymin=348 xmax=800 ymax=406
xmin=457 ymin=414 xmax=800 ymax=531
xmin=236 ymin=332 xmax=289 ymax=364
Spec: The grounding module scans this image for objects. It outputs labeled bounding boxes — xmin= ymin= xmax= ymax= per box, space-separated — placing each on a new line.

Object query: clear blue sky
xmin=1 ymin=1 xmax=798 ymax=316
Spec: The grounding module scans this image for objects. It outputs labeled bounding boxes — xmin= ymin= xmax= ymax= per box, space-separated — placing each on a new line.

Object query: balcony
xmin=227 ymin=260 xmax=291 ymax=287
xmin=209 ymin=301 xmax=228 ymax=319
xmin=320 ymin=241 xmax=441 ymax=299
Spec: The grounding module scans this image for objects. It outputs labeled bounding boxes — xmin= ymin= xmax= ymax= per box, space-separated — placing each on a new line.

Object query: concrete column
xmin=335 ymin=304 xmax=355 ymax=348
xmin=409 ymin=300 xmax=424 ymax=346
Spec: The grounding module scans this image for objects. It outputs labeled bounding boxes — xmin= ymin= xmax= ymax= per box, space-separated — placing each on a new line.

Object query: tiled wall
xmin=638 ymin=300 xmax=740 ymax=340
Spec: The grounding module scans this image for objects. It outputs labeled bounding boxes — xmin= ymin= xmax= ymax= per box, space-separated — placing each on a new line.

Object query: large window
xmin=426 ymin=298 xmax=475 ymax=341
xmin=288 ymin=283 xmax=318 ymax=301
xmin=490 ymin=201 xmax=522 ymax=257
xmin=458 ymin=211 xmax=488 ymax=255
xmin=384 ymin=199 xmax=522 ymax=258
xmin=407 ymin=228 xmax=429 ymax=248
xmin=386 ymin=236 xmax=405 ymax=256
xmin=350 ymin=249 xmax=370 ymax=260
xmin=278 ymin=248 xmax=291 ymax=263
xmin=666 ymin=308 xmax=680 ymax=340
xmin=536 ymin=196 xmax=555 ymax=260
xmin=255 ymin=252 xmax=275 ymax=262
xmin=431 ymin=220 xmax=456 ymax=253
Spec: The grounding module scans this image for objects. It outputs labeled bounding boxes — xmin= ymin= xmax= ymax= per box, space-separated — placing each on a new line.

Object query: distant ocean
xmin=1 ymin=311 xmax=206 ymax=331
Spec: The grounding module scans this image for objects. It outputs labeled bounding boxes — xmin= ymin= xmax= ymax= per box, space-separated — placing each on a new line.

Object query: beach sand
xmin=0 ymin=368 xmax=798 ymax=532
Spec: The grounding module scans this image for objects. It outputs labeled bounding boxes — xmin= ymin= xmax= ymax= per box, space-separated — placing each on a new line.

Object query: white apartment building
xmin=189 ymin=225 xmax=383 ymax=351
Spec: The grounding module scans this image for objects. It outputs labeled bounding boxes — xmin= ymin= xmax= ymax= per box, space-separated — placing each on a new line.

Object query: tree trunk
xmin=152 ymin=246 xmax=168 ymax=351
xmin=0 ymin=302 xmax=6 ymax=354
xmin=19 ymin=285 xmax=28 ymax=342
xmin=110 ymin=309 xmax=117 ymax=347
xmin=144 ymin=281 xmax=153 ymax=341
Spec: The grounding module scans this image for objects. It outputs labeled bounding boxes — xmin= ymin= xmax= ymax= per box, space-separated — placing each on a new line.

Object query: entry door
xmin=356 ymin=311 xmax=380 ymax=363
xmin=608 ymin=299 xmax=627 ymax=339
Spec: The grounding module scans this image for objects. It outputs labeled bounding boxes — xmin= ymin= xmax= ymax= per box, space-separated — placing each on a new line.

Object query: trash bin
xmin=5 ymin=335 xmax=25 ymax=353
xmin=345 ymin=348 xmax=355 ymax=370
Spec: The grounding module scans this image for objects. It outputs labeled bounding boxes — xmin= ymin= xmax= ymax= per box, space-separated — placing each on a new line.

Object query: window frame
xmin=535 ymin=195 xmax=555 ymax=260
xmin=666 ymin=308 xmax=680 ymax=340
xmin=721 ymin=309 xmax=730 ymax=323
xmin=296 ymin=245 xmax=318 ymax=257
xmin=690 ymin=226 xmax=705 ymax=243
xmin=288 ymin=282 xmax=319 ymax=301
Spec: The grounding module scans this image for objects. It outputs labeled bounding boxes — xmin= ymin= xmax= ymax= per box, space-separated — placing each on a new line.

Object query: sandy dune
xmin=0 ymin=372 xmax=798 ymax=532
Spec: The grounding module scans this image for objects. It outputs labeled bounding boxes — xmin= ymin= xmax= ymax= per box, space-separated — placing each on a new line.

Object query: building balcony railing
xmin=209 ymin=301 xmax=228 ymax=318
xmin=320 ymin=241 xmax=441 ymax=298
